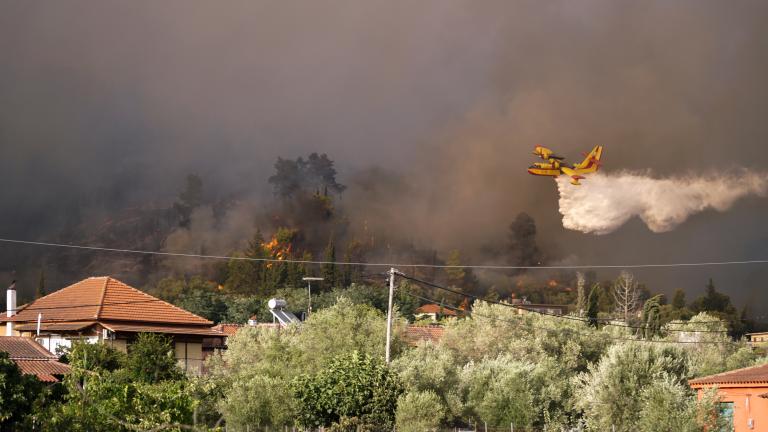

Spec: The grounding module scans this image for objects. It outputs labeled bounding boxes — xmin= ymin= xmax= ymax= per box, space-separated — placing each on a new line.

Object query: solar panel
xmin=267 ymin=298 xmax=301 ymax=326
xmin=270 ymin=309 xmax=300 ymax=325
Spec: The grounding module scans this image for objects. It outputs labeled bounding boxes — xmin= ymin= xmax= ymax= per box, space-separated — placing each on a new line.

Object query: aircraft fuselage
xmin=527 ymin=166 xmax=561 ymax=177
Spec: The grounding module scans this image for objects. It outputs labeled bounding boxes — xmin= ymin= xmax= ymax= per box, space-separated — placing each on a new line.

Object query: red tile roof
xmin=7 ymin=277 xmax=211 ymax=326
xmin=15 ymin=360 xmax=71 ymax=383
xmin=415 ymin=304 xmax=458 ymax=316
xmin=0 ymin=336 xmax=56 ymax=359
xmin=689 ymin=363 xmax=768 ymax=387
xmin=0 ymin=337 xmax=70 ymax=382
xmin=404 ymin=325 xmax=445 ymax=346
xmin=212 ymin=323 xmax=243 ymax=336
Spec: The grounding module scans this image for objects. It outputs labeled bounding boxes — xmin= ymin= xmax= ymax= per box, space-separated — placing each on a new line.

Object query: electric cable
xmin=4 ymin=237 xmax=768 ymax=269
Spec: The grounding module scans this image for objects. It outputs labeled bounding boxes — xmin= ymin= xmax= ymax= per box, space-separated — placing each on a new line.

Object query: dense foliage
xmin=0 ymin=352 xmax=49 ymax=430
xmin=199 ymin=297 xmax=763 ymax=430
xmin=293 ymin=351 xmax=403 ymax=429
xmin=39 ymin=335 xmax=194 ymax=432
xmin=3 ymin=290 xmax=765 ymax=431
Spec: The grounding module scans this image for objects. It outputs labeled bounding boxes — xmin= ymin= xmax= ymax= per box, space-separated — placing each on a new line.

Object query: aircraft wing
xmin=561 ymin=166 xmax=586 ymax=185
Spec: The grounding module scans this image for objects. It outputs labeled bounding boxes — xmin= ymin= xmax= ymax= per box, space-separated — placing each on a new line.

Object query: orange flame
xmin=262 ymin=235 xmax=292 ymax=268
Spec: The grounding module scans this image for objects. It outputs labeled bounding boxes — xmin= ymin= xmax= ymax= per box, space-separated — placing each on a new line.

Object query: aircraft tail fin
xmin=575 ymin=145 xmax=603 ymax=172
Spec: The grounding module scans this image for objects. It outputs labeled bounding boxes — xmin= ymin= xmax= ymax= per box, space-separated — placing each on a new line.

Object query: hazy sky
xmin=1 ymin=1 xmax=767 ymax=311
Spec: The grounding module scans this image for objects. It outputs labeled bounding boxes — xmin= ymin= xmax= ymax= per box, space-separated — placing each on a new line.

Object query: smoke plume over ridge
xmin=557 ymin=171 xmax=768 ymax=235
xmin=2 ymin=1 xmax=768 ymax=309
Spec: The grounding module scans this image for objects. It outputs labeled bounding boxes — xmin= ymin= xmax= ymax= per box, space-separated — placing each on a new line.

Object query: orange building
xmin=689 ymin=363 xmax=768 ymax=431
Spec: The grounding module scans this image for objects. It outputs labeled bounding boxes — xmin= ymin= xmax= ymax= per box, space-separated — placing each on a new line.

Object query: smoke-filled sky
xmin=2 ymin=1 xmax=768 ymax=312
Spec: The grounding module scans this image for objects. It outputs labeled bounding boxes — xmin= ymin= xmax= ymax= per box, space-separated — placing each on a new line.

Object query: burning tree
xmin=262 ymin=228 xmax=304 ymax=289
xmin=262 ymin=229 xmax=294 ymax=266
xmin=225 ymin=227 xmax=308 ymax=295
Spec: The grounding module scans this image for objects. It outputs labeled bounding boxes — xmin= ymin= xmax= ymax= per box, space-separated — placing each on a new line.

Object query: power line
xmin=398 ymin=288 xmax=738 ymax=346
xmin=3 ymin=237 xmax=768 ymax=269
xmin=398 ymin=273 xmax=731 ymax=333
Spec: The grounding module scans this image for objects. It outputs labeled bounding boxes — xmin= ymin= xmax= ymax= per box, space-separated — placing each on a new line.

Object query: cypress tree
xmin=576 ymin=272 xmax=586 ymax=316
xmin=586 ymin=283 xmax=600 ymax=328
xmin=671 ymin=288 xmax=686 ymax=310
xmin=35 ymin=269 xmax=46 ymax=299
xmin=642 ymin=295 xmax=663 ymax=339
xmin=321 ymin=238 xmax=337 ymax=289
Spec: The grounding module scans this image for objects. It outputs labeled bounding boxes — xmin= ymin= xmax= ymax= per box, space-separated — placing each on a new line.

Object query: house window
xmin=718 ymin=402 xmax=734 ymax=432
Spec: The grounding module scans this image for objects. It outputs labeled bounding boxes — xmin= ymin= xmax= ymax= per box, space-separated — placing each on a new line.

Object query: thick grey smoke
xmin=1 ymin=1 xmax=768 ymax=310
xmin=557 ymin=171 xmax=768 ymax=234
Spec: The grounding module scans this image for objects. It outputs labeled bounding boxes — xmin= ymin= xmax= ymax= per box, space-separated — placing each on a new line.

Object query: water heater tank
xmin=268 ymin=298 xmax=288 ymax=310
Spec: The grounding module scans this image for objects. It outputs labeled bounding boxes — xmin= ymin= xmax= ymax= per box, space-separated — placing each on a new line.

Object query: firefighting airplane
xmin=527 ymin=145 xmax=603 ymax=185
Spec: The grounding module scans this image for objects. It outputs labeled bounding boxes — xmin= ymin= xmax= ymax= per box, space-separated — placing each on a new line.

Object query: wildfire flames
xmin=262 ymin=236 xmax=292 ymax=267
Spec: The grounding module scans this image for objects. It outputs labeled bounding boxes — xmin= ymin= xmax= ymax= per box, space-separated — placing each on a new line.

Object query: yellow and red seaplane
xmin=528 ymin=145 xmax=603 ymax=185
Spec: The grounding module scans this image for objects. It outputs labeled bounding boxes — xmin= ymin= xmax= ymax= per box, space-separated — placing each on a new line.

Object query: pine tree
xmin=445 ymin=250 xmax=466 ymax=288
xmin=35 ymin=269 xmax=46 ymax=299
xmin=341 ymin=250 xmax=352 ymax=288
xmin=671 ymin=289 xmax=686 ymax=310
xmin=174 ymin=174 xmax=204 ymax=228
xmin=339 ymin=240 xmax=365 ymax=288
xmin=507 ymin=213 xmax=542 ymax=271
xmin=225 ymin=229 xmax=267 ymax=294
xmin=586 ymin=283 xmax=600 ymax=328
xmin=321 ymin=238 xmax=337 ymax=289
xmin=287 ymin=252 xmax=310 ymax=289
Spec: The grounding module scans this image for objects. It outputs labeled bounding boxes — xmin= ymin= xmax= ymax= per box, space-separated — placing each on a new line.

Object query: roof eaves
xmin=689 ymin=363 xmax=768 ymax=386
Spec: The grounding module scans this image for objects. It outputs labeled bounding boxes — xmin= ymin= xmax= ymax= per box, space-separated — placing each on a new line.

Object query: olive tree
xmin=209 ymin=325 xmax=299 ymax=429
xmin=396 ymin=390 xmax=446 ymax=432
xmin=391 ymin=342 xmax=463 ymax=421
xmin=292 ymin=351 xmax=403 ymax=430
xmin=574 ymin=342 xmax=689 ymax=432
xmin=460 ymin=355 xmax=534 ymax=428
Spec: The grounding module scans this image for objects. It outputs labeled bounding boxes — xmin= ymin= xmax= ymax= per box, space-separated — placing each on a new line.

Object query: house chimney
xmin=6 ymin=280 xmax=16 ymax=336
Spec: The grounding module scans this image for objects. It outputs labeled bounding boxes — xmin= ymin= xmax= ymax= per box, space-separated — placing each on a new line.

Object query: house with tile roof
xmin=0 ymin=336 xmax=70 ymax=382
xmin=747 ymin=331 xmax=768 ymax=349
xmin=414 ymin=304 xmax=458 ymax=322
xmin=689 ymin=362 xmax=768 ymax=431
xmin=403 ymin=324 xmax=445 ymax=346
xmin=1 ymin=276 xmax=224 ymax=373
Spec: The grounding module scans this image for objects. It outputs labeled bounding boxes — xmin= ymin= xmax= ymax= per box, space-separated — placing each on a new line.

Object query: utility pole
xmin=302 ymin=277 xmax=323 ymax=319
xmin=385 ymin=267 xmax=398 ymax=364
